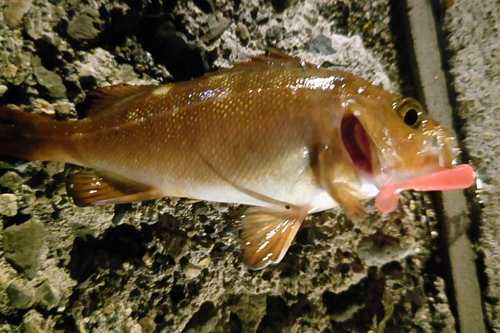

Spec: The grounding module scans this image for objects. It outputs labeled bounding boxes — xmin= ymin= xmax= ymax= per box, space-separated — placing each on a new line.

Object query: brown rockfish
xmin=0 ymin=50 xmax=472 ymax=269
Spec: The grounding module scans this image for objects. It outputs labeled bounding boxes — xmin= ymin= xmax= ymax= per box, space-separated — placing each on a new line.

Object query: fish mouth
xmin=341 ymin=114 xmax=373 ymax=174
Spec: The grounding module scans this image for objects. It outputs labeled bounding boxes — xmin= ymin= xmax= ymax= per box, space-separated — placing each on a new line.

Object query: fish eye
xmin=404 ymin=108 xmax=419 ymax=126
xmin=394 ymin=98 xmax=424 ymax=128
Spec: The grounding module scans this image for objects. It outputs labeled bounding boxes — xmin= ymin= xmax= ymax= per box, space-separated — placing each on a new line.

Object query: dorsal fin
xmin=82 ymin=85 xmax=157 ymax=117
xmin=244 ymin=49 xmax=318 ymax=69
xmin=207 ymin=49 xmax=319 ymax=77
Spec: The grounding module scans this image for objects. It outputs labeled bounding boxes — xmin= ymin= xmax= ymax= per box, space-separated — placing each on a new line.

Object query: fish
xmin=0 ymin=50 xmax=473 ymax=269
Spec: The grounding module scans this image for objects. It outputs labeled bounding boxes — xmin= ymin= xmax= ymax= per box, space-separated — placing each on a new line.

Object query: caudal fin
xmin=0 ymin=106 xmax=68 ymax=161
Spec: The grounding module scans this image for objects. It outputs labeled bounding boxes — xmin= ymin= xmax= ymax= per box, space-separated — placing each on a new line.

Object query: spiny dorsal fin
xmin=83 ymin=85 xmax=158 ymax=117
xmin=66 ymin=170 xmax=161 ymax=206
xmin=240 ymin=205 xmax=308 ymax=269
xmin=208 ymin=49 xmax=318 ymax=77
xmin=244 ymin=49 xmax=318 ymax=69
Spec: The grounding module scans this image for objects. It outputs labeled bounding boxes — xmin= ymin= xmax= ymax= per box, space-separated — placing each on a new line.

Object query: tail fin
xmin=0 ymin=106 xmax=68 ymax=162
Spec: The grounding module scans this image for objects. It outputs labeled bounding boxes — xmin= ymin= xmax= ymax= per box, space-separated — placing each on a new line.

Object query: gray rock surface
xmin=6 ymin=280 xmax=35 ymax=309
xmin=3 ymin=220 xmax=48 ymax=280
xmin=0 ymin=193 xmax=17 ymax=217
xmin=34 ymin=279 xmax=61 ymax=310
xmin=67 ymin=7 xmax=102 ymax=42
xmin=32 ymin=55 xmax=67 ymax=99
xmin=0 ymin=0 xmax=490 ymax=332
xmin=3 ymin=0 xmax=32 ymax=29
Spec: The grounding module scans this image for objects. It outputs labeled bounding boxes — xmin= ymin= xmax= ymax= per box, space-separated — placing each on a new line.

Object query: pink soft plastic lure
xmin=375 ymin=164 xmax=475 ymax=213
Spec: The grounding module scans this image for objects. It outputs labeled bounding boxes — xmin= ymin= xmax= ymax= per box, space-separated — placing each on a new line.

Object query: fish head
xmin=340 ymin=94 xmax=459 ymax=187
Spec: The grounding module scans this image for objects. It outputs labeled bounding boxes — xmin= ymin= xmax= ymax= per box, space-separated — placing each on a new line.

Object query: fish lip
xmin=341 ymin=113 xmax=374 ymax=175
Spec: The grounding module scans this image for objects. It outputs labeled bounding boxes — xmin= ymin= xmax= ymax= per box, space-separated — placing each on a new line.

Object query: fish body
xmin=53 ymin=69 xmax=383 ymax=210
xmin=0 ymin=51 xmax=460 ymax=268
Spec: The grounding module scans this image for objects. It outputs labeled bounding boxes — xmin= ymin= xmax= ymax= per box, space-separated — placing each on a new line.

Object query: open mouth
xmin=341 ymin=114 xmax=372 ymax=174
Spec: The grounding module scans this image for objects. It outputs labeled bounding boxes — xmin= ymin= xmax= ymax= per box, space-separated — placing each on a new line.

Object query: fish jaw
xmin=380 ymin=118 xmax=460 ymax=184
xmin=339 ymin=94 xmax=473 ymax=215
xmin=341 ymin=95 xmax=460 ymax=187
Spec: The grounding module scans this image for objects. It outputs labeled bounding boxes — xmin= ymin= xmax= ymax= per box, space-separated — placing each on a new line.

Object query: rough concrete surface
xmin=0 ymin=0 xmax=489 ymax=332
xmin=404 ymin=0 xmax=485 ymax=332
xmin=444 ymin=0 xmax=500 ymax=331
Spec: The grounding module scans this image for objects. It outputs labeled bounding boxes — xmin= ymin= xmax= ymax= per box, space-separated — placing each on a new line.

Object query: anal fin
xmin=66 ymin=171 xmax=162 ymax=206
xmin=240 ymin=206 xmax=308 ymax=269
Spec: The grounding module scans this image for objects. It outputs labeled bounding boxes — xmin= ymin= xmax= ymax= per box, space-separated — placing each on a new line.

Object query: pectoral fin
xmin=240 ymin=206 xmax=308 ymax=269
xmin=67 ymin=171 xmax=161 ymax=206
xmin=316 ymin=144 xmax=365 ymax=219
xmin=324 ymin=182 xmax=365 ymax=219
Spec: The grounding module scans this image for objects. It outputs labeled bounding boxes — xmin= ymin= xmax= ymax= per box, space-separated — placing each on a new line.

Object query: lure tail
xmin=0 ymin=106 xmax=69 ymax=162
